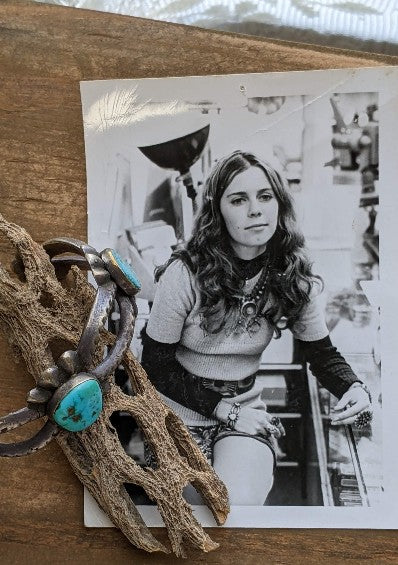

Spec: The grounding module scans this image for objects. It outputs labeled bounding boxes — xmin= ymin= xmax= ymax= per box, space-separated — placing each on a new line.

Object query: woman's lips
xmin=245 ymin=223 xmax=268 ymax=230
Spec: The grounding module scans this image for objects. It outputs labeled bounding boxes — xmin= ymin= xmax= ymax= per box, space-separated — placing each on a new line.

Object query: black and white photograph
xmin=80 ymin=67 xmax=398 ymax=528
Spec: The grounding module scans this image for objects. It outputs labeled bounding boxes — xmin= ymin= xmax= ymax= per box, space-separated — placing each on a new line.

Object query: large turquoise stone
xmin=53 ymin=378 xmax=103 ymax=432
xmin=111 ymin=250 xmax=141 ymax=291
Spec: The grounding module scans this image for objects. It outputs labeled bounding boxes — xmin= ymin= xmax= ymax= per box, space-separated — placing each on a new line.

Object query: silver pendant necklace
xmin=233 ymin=264 xmax=270 ymax=336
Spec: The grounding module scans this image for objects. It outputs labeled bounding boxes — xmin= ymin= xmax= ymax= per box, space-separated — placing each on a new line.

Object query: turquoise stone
xmin=111 ymin=250 xmax=141 ymax=291
xmin=53 ymin=378 xmax=103 ymax=432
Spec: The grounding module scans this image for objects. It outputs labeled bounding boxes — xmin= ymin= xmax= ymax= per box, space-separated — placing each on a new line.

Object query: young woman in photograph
xmin=140 ymin=150 xmax=372 ymax=505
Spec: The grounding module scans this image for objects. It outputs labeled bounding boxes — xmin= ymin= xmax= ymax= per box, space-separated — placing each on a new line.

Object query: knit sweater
xmin=144 ymin=258 xmax=354 ymax=425
xmin=146 ymin=260 xmax=329 ymax=379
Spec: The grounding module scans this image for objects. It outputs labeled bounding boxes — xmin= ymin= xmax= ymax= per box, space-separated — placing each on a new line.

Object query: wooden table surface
xmin=1 ymin=1 xmax=397 ymax=562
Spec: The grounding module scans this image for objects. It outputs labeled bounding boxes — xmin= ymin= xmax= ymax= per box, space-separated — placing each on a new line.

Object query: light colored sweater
xmin=146 ymin=259 xmax=328 ymax=425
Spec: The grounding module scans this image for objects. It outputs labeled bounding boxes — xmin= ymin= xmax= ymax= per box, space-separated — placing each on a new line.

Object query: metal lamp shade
xmin=138 ymin=125 xmax=210 ymax=214
xmin=138 ymin=124 xmax=210 ymax=176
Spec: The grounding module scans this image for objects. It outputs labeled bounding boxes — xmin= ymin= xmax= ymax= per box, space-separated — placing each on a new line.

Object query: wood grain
xmin=0 ymin=1 xmax=397 ymax=562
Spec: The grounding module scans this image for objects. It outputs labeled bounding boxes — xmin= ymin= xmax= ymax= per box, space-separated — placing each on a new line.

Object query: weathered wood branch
xmin=0 ymin=214 xmax=229 ymax=557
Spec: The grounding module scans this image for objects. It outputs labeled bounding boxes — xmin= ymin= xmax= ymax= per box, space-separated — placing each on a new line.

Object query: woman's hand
xmin=234 ymin=406 xmax=285 ymax=438
xmin=330 ymin=383 xmax=372 ymax=426
xmin=215 ymin=399 xmax=285 ymax=438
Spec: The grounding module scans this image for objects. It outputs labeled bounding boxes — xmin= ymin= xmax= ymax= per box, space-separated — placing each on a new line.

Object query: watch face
xmin=229 ymin=413 xmax=237 ymax=421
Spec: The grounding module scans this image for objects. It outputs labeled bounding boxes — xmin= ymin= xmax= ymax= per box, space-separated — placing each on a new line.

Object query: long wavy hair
xmin=155 ymin=150 xmax=322 ymax=336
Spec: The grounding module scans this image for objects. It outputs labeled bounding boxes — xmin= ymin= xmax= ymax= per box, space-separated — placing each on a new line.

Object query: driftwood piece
xmin=0 ymin=214 xmax=229 ymax=557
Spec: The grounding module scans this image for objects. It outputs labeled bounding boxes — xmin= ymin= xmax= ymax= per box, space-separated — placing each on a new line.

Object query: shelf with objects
xmin=306 ymin=349 xmax=382 ymax=507
xmin=300 ymin=92 xmax=382 ymax=507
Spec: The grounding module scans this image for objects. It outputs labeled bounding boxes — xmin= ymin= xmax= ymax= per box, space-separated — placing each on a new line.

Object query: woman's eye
xmin=231 ymin=198 xmax=244 ymax=205
xmin=259 ymin=193 xmax=273 ymax=202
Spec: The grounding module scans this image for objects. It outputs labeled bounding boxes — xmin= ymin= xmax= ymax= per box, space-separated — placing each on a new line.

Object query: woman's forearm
xmin=140 ymin=332 xmax=222 ymax=419
xmin=298 ymin=335 xmax=361 ymax=399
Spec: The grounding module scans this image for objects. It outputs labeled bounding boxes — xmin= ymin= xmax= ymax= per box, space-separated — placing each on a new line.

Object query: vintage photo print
xmin=80 ymin=67 xmax=398 ymax=528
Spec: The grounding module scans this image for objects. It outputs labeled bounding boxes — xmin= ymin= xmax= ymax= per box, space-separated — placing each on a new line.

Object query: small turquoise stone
xmin=53 ymin=378 xmax=103 ymax=432
xmin=111 ymin=250 xmax=141 ymax=291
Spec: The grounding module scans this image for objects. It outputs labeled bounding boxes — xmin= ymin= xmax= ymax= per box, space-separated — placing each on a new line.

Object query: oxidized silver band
xmin=0 ymin=238 xmax=140 ymax=457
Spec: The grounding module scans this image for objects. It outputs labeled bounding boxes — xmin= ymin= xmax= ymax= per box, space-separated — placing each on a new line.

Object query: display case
xmin=306 ymin=352 xmax=382 ymax=506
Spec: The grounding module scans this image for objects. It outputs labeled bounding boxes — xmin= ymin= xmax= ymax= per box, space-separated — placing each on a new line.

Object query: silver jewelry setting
xmin=0 ymin=238 xmax=140 ymax=457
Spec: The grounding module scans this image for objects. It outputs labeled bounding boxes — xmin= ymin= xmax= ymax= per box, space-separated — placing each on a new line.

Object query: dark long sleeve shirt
xmin=140 ymin=331 xmax=360 ymax=419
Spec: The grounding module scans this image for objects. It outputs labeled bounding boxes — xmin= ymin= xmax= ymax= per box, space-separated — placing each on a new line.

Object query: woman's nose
xmin=248 ymin=200 xmax=262 ymax=217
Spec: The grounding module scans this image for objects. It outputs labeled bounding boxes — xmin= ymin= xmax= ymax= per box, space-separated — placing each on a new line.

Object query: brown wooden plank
xmin=0 ymin=1 xmax=397 ymax=562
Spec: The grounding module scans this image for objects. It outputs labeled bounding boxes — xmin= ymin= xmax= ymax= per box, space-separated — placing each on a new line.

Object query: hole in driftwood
xmin=123 ymin=483 xmax=153 ymax=506
xmin=110 ymin=410 xmax=158 ymax=470
xmin=182 ymin=482 xmax=204 ymax=506
xmin=56 ymin=267 xmax=81 ymax=290
xmin=11 ymin=256 xmax=26 ymax=283
xmin=112 ymin=366 xmax=157 ymax=467
xmin=110 ymin=411 xmax=137 ymax=451
xmin=164 ymin=412 xmax=208 ymax=472
xmin=114 ymin=366 xmax=131 ymax=392
xmin=0 ymin=242 xmax=26 ymax=283
xmin=111 ymin=366 xmax=159 ymax=486
xmin=39 ymin=290 xmax=56 ymax=310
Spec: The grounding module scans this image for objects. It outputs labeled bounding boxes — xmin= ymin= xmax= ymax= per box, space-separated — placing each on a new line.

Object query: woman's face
xmin=219 ymin=166 xmax=279 ymax=259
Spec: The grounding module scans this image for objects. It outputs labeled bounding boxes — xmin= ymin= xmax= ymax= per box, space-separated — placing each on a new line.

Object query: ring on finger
xmin=266 ymin=423 xmax=280 ymax=436
xmin=270 ymin=416 xmax=281 ymax=427
xmin=354 ymin=409 xmax=373 ymax=428
xmin=270 ymin=416 xmax=285 ymax=436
